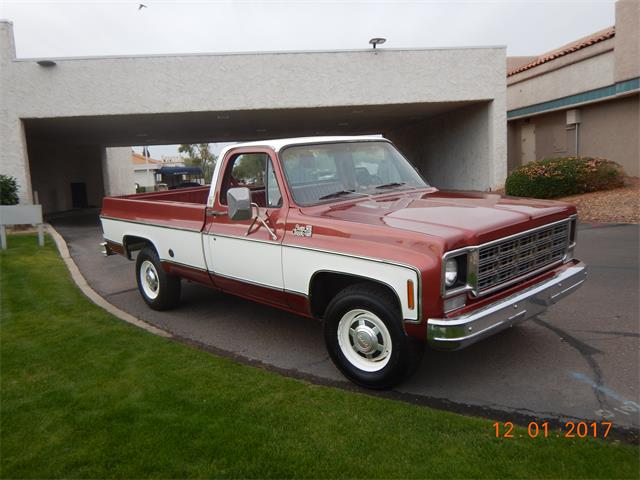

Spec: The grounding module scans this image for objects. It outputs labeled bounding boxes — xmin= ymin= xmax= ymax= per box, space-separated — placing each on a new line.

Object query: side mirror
xmin=227 ymin=187 xmax=252 ymax=221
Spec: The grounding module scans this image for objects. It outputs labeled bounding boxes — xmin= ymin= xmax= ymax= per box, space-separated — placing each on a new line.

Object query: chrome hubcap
xmin=337 ymin=309 xmax=392 ymax=372
xmin=140 ymin=260 xmax=160 ymax=300
xmin=145 ymin=268 xmax=158 ymax=291
xmin=352 ymin=325 xmax=379 ymax=354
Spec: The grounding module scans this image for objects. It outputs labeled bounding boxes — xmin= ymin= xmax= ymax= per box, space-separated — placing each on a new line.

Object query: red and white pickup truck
xmin=101 ymin=136 xmax=587 ymax=388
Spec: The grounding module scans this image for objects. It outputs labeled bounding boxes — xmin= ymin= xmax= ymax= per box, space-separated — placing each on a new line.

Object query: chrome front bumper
xmin=427 ymin=260 xmax=587 ymax=350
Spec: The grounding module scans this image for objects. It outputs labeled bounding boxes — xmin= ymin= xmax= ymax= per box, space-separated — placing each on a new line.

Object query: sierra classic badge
xmin=292 ymin=224 xmax=313 ymax=237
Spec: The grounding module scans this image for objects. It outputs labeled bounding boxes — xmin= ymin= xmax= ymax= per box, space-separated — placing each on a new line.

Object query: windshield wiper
xmin=318 ymin=189 xmax=361 ymax=200
xmin=375 ymin=182 xmax=407 ymax=189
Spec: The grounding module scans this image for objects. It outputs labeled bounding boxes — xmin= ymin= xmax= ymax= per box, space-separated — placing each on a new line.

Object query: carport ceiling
xmin=23 ymin=101 xmax=480 ymax=146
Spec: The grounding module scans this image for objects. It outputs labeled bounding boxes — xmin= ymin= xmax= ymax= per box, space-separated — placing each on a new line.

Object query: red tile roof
xmin=132 ymin=151 xmax=162 ymax=165
xmin=507 ymin=26 xmax=615 ymax=77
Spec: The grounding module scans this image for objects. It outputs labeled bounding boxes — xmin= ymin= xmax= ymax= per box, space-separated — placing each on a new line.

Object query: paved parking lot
xmin=51 ymin=212 xmax=639 ymax=431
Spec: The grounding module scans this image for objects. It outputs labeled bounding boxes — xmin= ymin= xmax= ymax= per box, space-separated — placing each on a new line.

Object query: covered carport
xmin=1 ymin=20 xmax=506 ymax=214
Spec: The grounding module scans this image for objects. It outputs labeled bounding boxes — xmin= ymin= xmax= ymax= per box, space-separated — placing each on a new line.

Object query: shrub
xmin=505 ymin=157 xmax=625 ymax=199
xmin=0 ymin=174 xmax=19 ymax=205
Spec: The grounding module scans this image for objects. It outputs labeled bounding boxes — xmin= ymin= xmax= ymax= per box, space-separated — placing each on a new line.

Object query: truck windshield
xmin=280 ymin=141 xmax=429 ymax=206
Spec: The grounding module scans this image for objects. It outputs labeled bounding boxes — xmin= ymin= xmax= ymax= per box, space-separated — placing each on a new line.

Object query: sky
xmin=0 ymin=0 xmax=618 ymax=157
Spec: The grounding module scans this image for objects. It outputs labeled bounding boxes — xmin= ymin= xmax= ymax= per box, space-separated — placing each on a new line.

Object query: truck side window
xmin=266 ymin=159 xmax=282 ymax=208
xmin=221 ymin=153 xmax=268 ymax=207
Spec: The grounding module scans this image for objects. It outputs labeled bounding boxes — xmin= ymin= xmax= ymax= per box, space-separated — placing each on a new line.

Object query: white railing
xmin=0 ymin=205 xmax=44 ymax=249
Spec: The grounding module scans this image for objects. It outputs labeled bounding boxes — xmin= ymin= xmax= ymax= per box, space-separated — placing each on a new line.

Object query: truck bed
xmin=101 ymin=186 xmax=209 ymax=231
xmin=124 ymin=186 xmax=210 ymax=204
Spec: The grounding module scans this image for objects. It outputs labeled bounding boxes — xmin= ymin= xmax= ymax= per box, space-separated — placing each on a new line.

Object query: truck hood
xmin=306 ymin=188 xmax=576 ymax=248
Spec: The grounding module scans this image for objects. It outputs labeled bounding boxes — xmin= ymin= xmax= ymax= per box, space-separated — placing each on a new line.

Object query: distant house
xmin=506 ymin=0 xmax=639 ymax=176
xmin=132 ymin=151 xmax=163 ymax=188
xmin=132 ymin=151 xmax=203 ymax=190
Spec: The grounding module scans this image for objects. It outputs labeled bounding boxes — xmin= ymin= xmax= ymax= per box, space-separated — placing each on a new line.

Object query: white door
xmin=205 ymin=151 xmax=287 ymax=291
xmin=521 ymin=123 xmax=536 ymax=164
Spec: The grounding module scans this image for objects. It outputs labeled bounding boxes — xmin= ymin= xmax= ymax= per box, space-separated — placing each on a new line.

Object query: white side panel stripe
xmin=283 ymin=246 xmax=418 ymax=320
xmin=210 ymin=235 xmax=284 ymax=288
xmin=103 ymin=218 xmax=419 ymax=320
xmin=101 ymin=218 xmax=206 ymax=269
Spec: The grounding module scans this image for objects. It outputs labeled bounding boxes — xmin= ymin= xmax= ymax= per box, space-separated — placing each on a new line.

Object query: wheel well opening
xmin=309 ymin=272 xmax=401 ymax=319
xmin=123 ymin=236 xmax=155 ymax=260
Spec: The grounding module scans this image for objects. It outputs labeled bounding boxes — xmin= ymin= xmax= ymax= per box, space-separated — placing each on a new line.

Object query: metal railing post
xmin=0 ymin=225 xmax=6 ymax=250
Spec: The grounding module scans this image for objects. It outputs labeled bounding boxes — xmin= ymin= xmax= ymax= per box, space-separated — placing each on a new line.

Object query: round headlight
xmin=445 ymin=258 xmax=458 ymax=287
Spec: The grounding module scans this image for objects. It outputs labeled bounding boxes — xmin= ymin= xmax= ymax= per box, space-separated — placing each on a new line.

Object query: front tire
xmin=135 ymin=246 xmax=181 ymax=310
xmin=323 ymin=283 xmax=424 ymax=389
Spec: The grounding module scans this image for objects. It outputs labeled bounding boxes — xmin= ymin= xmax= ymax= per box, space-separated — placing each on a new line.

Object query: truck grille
xmin=477 ymin=221 xmax=570 ymax=293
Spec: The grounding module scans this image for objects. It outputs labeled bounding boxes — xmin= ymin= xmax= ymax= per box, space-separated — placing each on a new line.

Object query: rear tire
xmin=135 ymin=246 xmax=181 ymax=310
xmin=323 ymin=283 xmax=424 ymax=389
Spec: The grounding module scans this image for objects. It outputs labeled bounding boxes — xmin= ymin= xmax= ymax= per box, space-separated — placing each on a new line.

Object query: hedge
xmin=0 ymin=174 xmax=19 ymax=205
xmin=505 ymin=157 xmax=625 ymax=199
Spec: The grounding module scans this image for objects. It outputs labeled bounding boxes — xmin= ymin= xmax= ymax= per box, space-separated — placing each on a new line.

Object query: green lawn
xmin=1 ymin=234 xmax=638 ymax=479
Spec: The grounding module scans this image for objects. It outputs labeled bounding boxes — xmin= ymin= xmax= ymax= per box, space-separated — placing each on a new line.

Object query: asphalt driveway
xmin=50 ymin=211 xmax=640 ymax=431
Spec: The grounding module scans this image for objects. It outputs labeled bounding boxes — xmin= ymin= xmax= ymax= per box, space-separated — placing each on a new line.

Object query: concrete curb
xmin=45 ymin=223 xmax=172 ymax=338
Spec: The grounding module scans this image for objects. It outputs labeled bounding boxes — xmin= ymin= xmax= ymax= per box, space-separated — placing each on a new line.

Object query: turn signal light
xmin=407 ymin=280 xmax=415 ymax=310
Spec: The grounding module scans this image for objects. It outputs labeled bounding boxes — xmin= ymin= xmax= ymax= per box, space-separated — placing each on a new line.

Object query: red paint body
xmin=101 ymin=144 xmax=577 ymax=340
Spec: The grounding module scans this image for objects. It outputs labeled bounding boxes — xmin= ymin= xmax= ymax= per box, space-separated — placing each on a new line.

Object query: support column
xmin=0 ymin=21 xmax=34 ymax=205
xmin=103 ymin=147 xmax=135 ymax=196
xmin=0 ymin=120 xmax=34 ymax=205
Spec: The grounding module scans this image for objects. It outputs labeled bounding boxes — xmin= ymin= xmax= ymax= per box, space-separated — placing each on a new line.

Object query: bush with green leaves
xmin=0 ymin=174 xmax=19 ymax=205
xmin=505 ymin=157 xmax=625 ymax=199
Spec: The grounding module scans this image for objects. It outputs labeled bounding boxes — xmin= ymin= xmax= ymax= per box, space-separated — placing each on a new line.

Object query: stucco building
xmin=132 ymin=151 xmax=161 ymax=190
xmin=507 ymin=0 xmax=639 ymax=176
xmin=0 ymin=19 xmax=506 ymax=214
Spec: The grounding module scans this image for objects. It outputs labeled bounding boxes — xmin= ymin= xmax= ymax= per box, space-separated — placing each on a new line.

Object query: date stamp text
xmin=493 ymin=421 xmax=613 ymax=439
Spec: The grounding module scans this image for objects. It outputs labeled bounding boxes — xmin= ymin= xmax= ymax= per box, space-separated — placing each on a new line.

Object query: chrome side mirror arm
xmin=246 ymin=203 xmax=277 ymax=240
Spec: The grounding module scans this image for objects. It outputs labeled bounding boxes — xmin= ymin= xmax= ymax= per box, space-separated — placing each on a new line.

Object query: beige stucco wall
xmin=506 ymin=1 xmax=639 ymax=178
xmin=508 ymin=50 xmax=615 ymax=111
xmin=579 ymin=95 xmax=639 ymax=175
xmin=103 ymin=147 xmax=135 ymax=196
xmin=614 ymin=0 xmax=640 ymax=82
xmin=507 ymin=95 xmax=639 ymax=176
xmin=0 ymin=20 xmax=507 ymax=206
xmin=4 ymin=43 xmax=506 ymax=120
xmin=507 ymin=114 xmax=567 ymax=172
xmin=533 ymin=110 xmax=572 ymax=159
xmin=387 ymin=102 xmax=496 ymax=190
xmin=506 ymin=122 xmax=520 ymax=172
xmin=507 ymin=0 xmax=639 ymax=112
xmin=133 ymin=168 xmax=160 ymax=189
xmin=0 ymin=24 xmax=30 ymax=205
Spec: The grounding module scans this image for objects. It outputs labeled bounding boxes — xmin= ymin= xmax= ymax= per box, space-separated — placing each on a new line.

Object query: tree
xmin=178 ymin=144 xmax=217 ymax=183
xmin=232 ymin=154 xmax=265 ymax=185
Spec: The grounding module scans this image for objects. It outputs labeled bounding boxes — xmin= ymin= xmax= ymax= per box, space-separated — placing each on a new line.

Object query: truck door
xmin=204 ymin=148 xmax=289 ymax=306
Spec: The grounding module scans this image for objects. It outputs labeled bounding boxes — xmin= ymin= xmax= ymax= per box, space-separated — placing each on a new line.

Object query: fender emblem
xmin=293 ymin=224 xmax=313 ymax=237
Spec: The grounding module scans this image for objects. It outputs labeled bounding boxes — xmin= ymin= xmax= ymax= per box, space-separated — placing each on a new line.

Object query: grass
xmin=1 ymin=234 xmax=638 ymax=479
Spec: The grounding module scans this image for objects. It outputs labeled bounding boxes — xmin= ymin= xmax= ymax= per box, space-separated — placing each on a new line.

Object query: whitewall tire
xmin=135 ymin=246 xmax=181 ymax=310
xmin=324 ymin=283 xmax=424 ymax=389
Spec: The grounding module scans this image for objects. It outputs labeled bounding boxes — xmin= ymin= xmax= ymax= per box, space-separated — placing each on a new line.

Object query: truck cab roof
xmin=219 ymin=135 xmax=386 ymax=157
